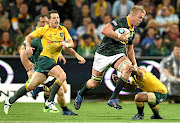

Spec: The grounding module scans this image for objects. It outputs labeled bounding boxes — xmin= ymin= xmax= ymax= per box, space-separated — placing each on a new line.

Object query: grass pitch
xmin=0 ymin=102 xmax=180 ymax=123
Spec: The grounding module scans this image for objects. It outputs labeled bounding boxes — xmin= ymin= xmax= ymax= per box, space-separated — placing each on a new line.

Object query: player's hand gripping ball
xmin=115 ymin=28 xmax=130 ymax=44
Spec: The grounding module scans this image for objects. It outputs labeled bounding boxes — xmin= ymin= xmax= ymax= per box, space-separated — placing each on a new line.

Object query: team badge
xmin=60 ymin=33 xmax=64 ymax=37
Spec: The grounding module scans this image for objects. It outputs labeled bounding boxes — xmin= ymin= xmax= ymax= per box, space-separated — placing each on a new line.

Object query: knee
xmin=121 ymin=63 xmax=131 ymax=73
xmin=87 ymin=79 xmax=100 ymax=88
xmin=26 ymin=85 xmax=36 ymax=91
xmin=135 ymin=94 xmax=141 ymax=102
xmin=57 ymin=72 xmax=66 ymax=82
xmin=57 ymin=87 xmax=64 ymax=96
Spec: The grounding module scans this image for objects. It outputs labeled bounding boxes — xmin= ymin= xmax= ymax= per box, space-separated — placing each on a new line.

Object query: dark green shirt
xmin=96 ymin=17 xmax=135 ymax=56
xmin=23 ymin=38 xmax=42 ymax=64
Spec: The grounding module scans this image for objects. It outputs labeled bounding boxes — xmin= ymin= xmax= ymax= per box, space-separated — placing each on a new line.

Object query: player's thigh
xmin=93 ymin=52 xmax=125 ymax=72
xmin=135 ymin=93 xmax=148 ymax=102
xmin=27 ymin=72 xmax=46 ymax=90
xmin=48 ymin=65 xmax=66 ymax=81
xmin=114 ymin=56 xmax=131 ymax=72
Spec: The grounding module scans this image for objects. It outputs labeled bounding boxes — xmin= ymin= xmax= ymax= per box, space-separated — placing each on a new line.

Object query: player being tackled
xmin=112 ymin=65 xmax=167 ymax=120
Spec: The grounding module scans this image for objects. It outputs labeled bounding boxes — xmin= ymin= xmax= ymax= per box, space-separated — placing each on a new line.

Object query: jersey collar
xmin=126 ymin=16 xmax=134 ymax=31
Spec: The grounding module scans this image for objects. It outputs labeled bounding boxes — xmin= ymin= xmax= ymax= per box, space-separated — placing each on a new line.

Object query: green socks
xmin=9 ymin=85 xmax=27 ymax=104
xmin=79 ymin=82 xmax=90 ymax=97
xmin=109 ymin=77 xmax=126 ymax=99
xmin=48 ymin=82 xmax=60 ymax=102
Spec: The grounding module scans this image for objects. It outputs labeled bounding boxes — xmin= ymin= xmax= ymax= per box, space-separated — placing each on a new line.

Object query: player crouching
xmin=112 ymin=65 xmax=167 ymax=120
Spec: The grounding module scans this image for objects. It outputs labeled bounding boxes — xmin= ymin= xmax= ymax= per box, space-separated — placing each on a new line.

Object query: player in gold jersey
xmin=112 ymin=65 xmax=167 ymax=120
xmin=3 ymin=10 xmax=85 ymax=114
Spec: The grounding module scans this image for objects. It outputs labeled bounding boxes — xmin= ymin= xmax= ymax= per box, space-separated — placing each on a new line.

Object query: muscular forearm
xmin=20 ymin=49 xmax=32 ymax=71
xmin=101 ymin=23 xmax=119 ymax=40
xmin=63 ymin=47 xmax=79 ymax=57
xmin=65 ymin=38 xmax=74 ymax=48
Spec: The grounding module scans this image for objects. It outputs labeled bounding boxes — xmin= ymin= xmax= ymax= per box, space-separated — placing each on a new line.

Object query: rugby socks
xmin=61 ymin=106 xmax=69 ymax=111
xmin=79 ymin=82 xmax=90 ymax=97
xmin=109 ymin=76 xmax=127 ymax=99
xmin=9 ymin=85 xmax=28 ymax=104
xmin=32 ymin=86 xmax=44 ymax=96
xmin=44 ymin=93 xmax=49 ymax=103
xmin=148 ymin=103 xmax=159 ymax=116
xmin=48 ymin=82 xmax=60 ymax=102
xmin=136 ymin=102 xmax=144 ymax=115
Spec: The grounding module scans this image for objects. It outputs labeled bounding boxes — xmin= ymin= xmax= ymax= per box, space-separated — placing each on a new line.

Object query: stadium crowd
xmin=0 ymin=0 xmax=179 ymax=57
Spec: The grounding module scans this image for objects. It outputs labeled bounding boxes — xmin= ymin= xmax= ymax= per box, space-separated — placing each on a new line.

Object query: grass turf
xmin=0 ymin=102 xmax=180 ymax=123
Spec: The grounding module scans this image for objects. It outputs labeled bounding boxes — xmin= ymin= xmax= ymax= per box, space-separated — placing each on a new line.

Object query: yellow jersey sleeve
xmin=32 ymin=26 xmax=48 ymax=39
xmin=63 ymin=27 xmax=71 ymax=40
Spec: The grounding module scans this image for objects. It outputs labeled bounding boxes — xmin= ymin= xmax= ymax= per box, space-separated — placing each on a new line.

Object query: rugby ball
xmin=115 ymin=28 xmax=130 ymax=41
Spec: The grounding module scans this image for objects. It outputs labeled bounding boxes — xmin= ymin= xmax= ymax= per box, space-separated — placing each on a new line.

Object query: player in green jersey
xmin=74 ymin=5 xmax=146 ymax=110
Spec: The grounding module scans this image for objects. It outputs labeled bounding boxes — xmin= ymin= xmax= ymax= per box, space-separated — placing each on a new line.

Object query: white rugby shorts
xmin=92 ymin=52 xmax=125 ymax=72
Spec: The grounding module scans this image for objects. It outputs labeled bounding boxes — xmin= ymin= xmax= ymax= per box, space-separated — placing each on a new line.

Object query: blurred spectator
xmin=34 ymin=6 xmax=49 ymax=27
xmin=133 ymin=33 xmax=145 ymax=57
xmin=160 ymin=43 xmax=180 ymax=103
xmin=0 ymin=32 xmax=16 ymax=55
xmin=64 ymin=19 xmax=78 ymax=50
xmin=15 ymin=24 xmax=32 ymax=53
xmin=0 ymin=3 xmax=9 ymax=27
xmin=11 ymin=3 xmax=34 ymax=36
xmin=97 ymin=14 xmax=111 ymax=40
xmin=90 ymin=0 xmax=111 ymax=20
xmin=77 ymin=17 xmax=92 ymax=40
xmin=176 ymin=34 xmax=180 ymax=44
xmin=164 ymin=23 xmax=180 ymax=51
xmin=51 ymin=0 xmax=73 ymax=23
xmin=86 ymin=22 xmax=101 ymax=45
xmin=136 ymin=0 xmax=156 ymax=15
xmin=143 ymin=4 xmax=154 ymax=23
xmin=93 ymin=6 xmax=107 ymax=27
xmin=75 ymin=4 xmax=91 ymax=29
xmin=141 ymin=27 xmax=156 ymax=51
xmin=77 ymin=34 xmax=98 ymax=57
xmin=171 ymin=0 xmax=180 ymax=17
xmin=72 ymin=0 xmax=85 ymax=29
xmin=148 ymin=34 xmax=170 ymax=56
xmin=155 ymin=5 xmax=179 ymax=35
xmin=141 ymin=19 xmax=159 ymax=40
xmin=9 ymin=0 xmax=24 ymax=19
xmin=156 ymin=0 xmax=175 ymax=16
xmin=0 ymin=18 xmax=14 ymax=39
xmin=112 ymin=0 xmax=134 ymax=19
xmin=29 ymin=0 xmax=51 ymax=19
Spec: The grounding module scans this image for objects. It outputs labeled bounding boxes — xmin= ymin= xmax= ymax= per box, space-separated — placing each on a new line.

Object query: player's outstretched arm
xmin=63 ymin=47 xmax=86 ymax=64
xmin=59 ymin=53 xmax=66 ymax=65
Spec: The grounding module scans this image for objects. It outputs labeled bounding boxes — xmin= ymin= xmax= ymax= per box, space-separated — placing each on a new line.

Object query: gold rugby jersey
xmin=32 ymin=25 xmax=71 ymax=63
xmin=131 ymin=70 xmax=167 ymax=94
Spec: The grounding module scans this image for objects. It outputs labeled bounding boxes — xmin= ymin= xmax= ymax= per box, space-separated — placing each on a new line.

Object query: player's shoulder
xmin=59 ymin=25 xmax=67 ymax=31
xmin=111 ymin=17 xmax=128 ymax=28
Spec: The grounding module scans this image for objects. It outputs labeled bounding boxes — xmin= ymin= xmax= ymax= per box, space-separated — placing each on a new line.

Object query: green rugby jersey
xmin=96 ymin=16 xmax=135 ymax=56
xmin=23 ymin=38 xmax=42 ymax=64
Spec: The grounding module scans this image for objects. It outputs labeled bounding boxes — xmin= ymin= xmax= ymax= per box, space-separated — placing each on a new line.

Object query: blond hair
xmin=129 ymin=5 xmax=146 ymax=15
